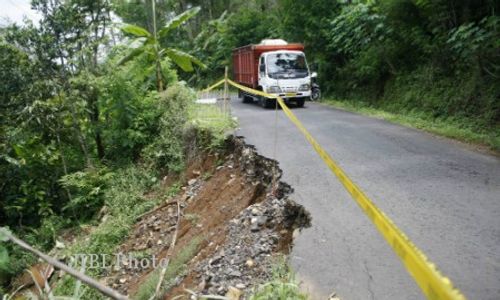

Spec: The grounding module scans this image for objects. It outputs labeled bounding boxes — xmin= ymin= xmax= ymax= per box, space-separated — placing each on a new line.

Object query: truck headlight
xmin=267 ymin=86 xmax=281 ymax=93
xmin=299 ymin=84 xmax=310 ymax=91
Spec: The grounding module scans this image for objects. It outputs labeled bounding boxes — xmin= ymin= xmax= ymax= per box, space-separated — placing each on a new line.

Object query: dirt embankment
xmin=104 ymin=137 xmax=311 ymax=299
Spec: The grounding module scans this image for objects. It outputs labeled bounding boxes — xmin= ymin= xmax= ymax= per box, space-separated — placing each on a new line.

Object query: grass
xmin=52 ymin=165 xmax=171 ymax=299
xmin=134 ymin=236 xmax=202 ymax=300
xmin=249 ymin=257 xmax=308 ymax=300
xmin=49 ymin=96 xmax=233 ymax=299
xmin=48 ymin=115 xmax=224 ymax=299
xmin=190 ymin=104 xmax=236 ymax=130
xmin=189 ymin=93 xmax=237 ymax=149
xmin=323 ymin=99 xmax=500 ymax=152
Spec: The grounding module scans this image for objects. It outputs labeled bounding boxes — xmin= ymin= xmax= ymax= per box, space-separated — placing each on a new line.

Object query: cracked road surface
xmin=231 ymin=98 xmax=500 ymax=300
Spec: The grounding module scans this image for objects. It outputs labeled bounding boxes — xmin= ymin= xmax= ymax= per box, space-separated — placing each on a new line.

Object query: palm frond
xmin=164 ymin=48 xmax=206 ymax=72
xmin=158 ymin=6 xmax=201 ymax=38
xmin=121 ymin=24 xmax=152 ymax=38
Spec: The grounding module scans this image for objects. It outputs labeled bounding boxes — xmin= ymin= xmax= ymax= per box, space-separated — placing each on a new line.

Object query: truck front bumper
xmin=273 ymin=90 xmax=311 ymax=99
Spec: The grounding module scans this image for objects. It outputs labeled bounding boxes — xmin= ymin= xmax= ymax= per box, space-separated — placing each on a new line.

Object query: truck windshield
xmin=266 ymin=53 xmax=308 ymax=79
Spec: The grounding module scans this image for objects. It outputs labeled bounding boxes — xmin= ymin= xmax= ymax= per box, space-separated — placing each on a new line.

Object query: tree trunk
xmin=151 ymin=0 xmax=164 ymax=92
xmin=156 ymin=60 xmax=164 ymax=92
xmin=89 ymin=91 xmax=105 ymax=160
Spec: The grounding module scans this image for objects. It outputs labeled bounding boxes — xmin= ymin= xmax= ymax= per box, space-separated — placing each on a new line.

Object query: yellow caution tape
xmin=227 ymin=79 xmax=277 ymax=99
xmin=225 ymin=78 xmax=466 ymax=300
xmin=200 ymin=78 xmax=226 ymax=93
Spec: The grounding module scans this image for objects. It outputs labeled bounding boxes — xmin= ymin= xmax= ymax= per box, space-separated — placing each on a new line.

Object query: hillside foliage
xmin=0 ymin=0 xmax=499 ymax=293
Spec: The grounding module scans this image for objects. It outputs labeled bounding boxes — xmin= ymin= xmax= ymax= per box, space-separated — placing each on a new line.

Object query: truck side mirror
xmin=311 ymin=72 xmax=317 ymax=78
xmin=259 ymin=64 xmax=265 ymax=73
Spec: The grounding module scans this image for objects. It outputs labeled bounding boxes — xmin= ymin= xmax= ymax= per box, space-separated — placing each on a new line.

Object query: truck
xmin=232 ymin=39 xmax=316 ymax=108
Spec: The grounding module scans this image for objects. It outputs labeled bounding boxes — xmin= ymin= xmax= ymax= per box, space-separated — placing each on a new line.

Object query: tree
xmin=119 ymin=3 xmax=205 ymax=91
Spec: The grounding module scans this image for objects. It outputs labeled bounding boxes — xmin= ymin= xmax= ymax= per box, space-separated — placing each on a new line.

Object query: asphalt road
xmin=231 ymin=98 xmax=500 ymax=300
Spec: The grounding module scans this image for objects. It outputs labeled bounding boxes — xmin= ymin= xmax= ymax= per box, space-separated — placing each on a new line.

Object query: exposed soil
xmin=100 ymin=137 xmax=311 ymax=299
xmin=10 ymin=136 xmax=310 ymax=300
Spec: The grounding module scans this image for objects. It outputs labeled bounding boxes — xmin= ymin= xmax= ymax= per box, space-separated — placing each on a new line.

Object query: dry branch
xmin=1 ymin=229 xmax=128 ymax=300
xmin=149 ymin=200 xmax=182 ymax=300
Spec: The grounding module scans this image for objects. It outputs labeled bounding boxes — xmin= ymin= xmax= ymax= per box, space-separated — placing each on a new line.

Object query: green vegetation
xmin=119 ymin=6 xmax=205 ymax=91
xmin=0 ymin=0 xmax=498 ymax=297
xmin=319 ymin=1 xmax=499 ymax=150
xmin=134 ymin=237 xmax=202 ymax=300
xmin=189 ymin=102 xmax=237 ymax=149
xmin=324 ymin=99 xmax=500 ymax=151
xmin=0 ymin=0 xmax=230 ymax=295
xmin=190 ymin=0 xmax=499 ymax=148
xmin=249 ymin=258 xmax=308 ymax=300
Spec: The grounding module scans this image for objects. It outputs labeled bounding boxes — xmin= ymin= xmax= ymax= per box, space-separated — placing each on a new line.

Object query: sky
xmin=0 ymin=0 xmax=41 ymax=26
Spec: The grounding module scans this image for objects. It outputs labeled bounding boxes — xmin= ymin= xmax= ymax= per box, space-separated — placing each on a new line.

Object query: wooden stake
xmin=224 ymin=66 xmax=229 ymax=115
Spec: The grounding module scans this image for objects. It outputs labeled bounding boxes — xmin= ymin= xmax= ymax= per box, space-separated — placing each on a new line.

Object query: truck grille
xmin=282 ymin=87 xmax=297 ymax=92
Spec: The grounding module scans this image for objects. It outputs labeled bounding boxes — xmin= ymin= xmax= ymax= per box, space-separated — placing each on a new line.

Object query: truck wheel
xmin=239 ymin=90 xmax=251 ymax=103
xmin=296 ymin=98 xmax=305 ymax=108
xmin=260 ymin=97 xmax=274 ymax=109
xmin=243 ymin=95 xmax=252 ymax=103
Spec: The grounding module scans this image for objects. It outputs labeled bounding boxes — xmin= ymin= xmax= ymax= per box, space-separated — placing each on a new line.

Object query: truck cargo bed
xmin=232 ymin=43 xmax=304 ymax=89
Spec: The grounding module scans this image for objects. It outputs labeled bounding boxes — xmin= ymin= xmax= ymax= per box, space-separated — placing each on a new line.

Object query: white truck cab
xmin=257 ymin=40 xmax=315 ymax=108
xmin=233 ymin=39 xmax=315 ymax=108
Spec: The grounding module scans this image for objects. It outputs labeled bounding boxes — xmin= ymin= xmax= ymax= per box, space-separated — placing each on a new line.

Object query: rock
xmin=119 ymin=277 xmax=127 ymax=284
xmin=245 ymin=259 xmax=254 ymax=268
xmin=250 ymin=222 xmax=260 ymax=232
xmin=55 ymin=240 xmax=65 ymax=249
xmin=135 ymin=243 xmax=147 ymax=250
xmin=256 ymin=216 xmax=267 ymax=226
xmin=251 ymin=207 xmax=261 ymax=216
xmin=227 ymin=269 xmax=242 ymax=277
xmin=235 ymin=283 xmax=246 ymax=289
xmin=293 ymin=228 xmax=301 ymax=239
xmin=188 ymin=178 xmax=197 ymax=186
xmin=258 ymin=244 xmax=271 ymax=254
xmin=209 ymin=255 xmax=223 ymax=266
xmin=192 ymin=170 xmax=201 ymax=176
xmin=197 ymin=280 xmax=206 ymax=291
xmin=250 ymin=216 xmax=267 ymax=232
xmin=225 ymin=286 xmax=242 ymax=300
xmin=176 ymin=141 xmax=312 ymax=300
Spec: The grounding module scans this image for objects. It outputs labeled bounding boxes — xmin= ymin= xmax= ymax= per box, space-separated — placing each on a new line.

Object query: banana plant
xmin=119 ymin=5 xmax=205 ymax=91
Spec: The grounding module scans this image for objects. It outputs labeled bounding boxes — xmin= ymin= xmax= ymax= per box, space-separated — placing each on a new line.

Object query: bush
xmin=59 ymin=167 xmax=115 ymax=221
xmin=383 ymin=65 xmax=500 ymax=127
xmin=250 ymin=259 xmax=307 ymax=300
xmin=142 ymin=83 xmax=195 ymax=173
xmin=99 ymin=52 xmax=178 ymax=161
